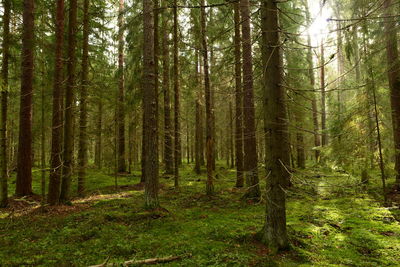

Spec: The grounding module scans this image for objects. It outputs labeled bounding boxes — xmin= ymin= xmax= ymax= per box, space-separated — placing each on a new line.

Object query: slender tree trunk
xmin=173 ymin=0 xmax=180 ymax=188
xmin=0 ymin=0 xmax=11 ymax=207
xmin=233 ymin=2 xmax=244 ymax=187
xmin=200 ymin=0 xmax=214 ymax=195
xmin=320 ymin=41 xmax=327 ymax=147
xmin=162 ymin=5 xmax=173 ymax=175
xmin=48 ymin=0 xmax=65 ymax=205
xmin=261 ymin=0 xmax=289 ymax=252
xmin=240 ymin=0 xmax=260 ymax=199
xmin=117 ymin=0 xmax=126 ymax=173
xmin=194 ymin=50 xmax=202 ymax=174
xmin=143 ymin=0 xmax=159 ymax=209
xmin=384 ymin=0 xmax=400 ymax=188
xmin=77 ymin=0 xmax=90 ymax=197
xmin=16 ymin=0 xmax=35 ymax=196
xmin=95 ymin=100 xmax=103 ymax=168
xmin=229 ymin=101 xmax=234 ymax=169
xmin=60 ymin=0 xmax=78 ymax=203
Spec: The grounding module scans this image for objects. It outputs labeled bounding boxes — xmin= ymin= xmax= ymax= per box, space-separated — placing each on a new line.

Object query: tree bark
xmin=384 ymin=0 xmax=400 ymax=188
xmin=60 ymin=0 xmax=78 ymax=203
xmin=77 ymin=0 xmax=90 ymax=197
xmin=162 ymin=3 xmax=174 ymax=175
xmin=233 ymin=1 xmax=244 ymax=187
xmin=0 ymin=0 xmax=11 ymax=207
xmin=320 ymin=41 xmax=328 ymax=147
xmin=117 ymin=0 xmax=126 ymax=173
xmin=16 ymin=0 xmax=35 ymax=196
xmin=173 ymin=0 xmax=181 ymax=188
xmin=200 ymin=0 xmax=214 ymax=196
xmin=261 ymin=0 xmax=289 ymax=252
xmin=240 ymin=0 xmax=260 ymax=199
xmin=143 ymin=0 xmax=159 ymax=209
xmin=47 ymin=0 xmax=65 ymax=205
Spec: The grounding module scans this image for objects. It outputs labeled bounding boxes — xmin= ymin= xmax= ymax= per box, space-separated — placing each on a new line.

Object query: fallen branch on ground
xmin=89 ymin=254 xmax=192 ymax=267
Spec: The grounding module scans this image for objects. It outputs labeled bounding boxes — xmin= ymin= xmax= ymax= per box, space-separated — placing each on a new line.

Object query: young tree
xmin=0 ymin=0 xmax=11 ymax=207
xmin=16 ymin=0 xmax=35 ymax=196
xmin=240 ymin=0 xmax=260 ymax=199
xmin=143 ymin=0 xmax=159 ymax=209
xmin=261 ymin=0 xmax=289 ymax=252
xmin=47 ymin=0 xmax=65 ymax=205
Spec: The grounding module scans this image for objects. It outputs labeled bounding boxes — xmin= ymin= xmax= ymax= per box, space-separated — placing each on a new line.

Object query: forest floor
xmin=1 ymin=163 xmax=400 ymax=266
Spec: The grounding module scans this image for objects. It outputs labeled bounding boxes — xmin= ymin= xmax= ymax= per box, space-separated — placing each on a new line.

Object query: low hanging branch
xmin=89 ymin=254 xmax=192 ymax=267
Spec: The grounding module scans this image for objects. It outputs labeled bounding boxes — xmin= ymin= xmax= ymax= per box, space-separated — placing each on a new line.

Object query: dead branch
xmin=89 ymin=254 xmax=192 ymax=267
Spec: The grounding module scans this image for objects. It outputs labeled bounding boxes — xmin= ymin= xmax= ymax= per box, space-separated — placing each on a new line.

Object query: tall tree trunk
xmin=240 ymin=0 xmax=260 ymax=199
xmin=384 ymin=0 xmax=400 ymax=189
xmin=77 ymin=0 xmax=90 ymax=197
xmin=60 ymin=0 xmax=78 ymax=202
xmin=173 ymin=0 xmax=180 ymax=188
xmin=47 ymin=0 xmax=65 ymax=205
xmin=95 ymin=100 xmax=103 ymax=168
xmin=234 ymin=1 xmax=244 ymax=187
xmin=229 ymin=101 xmax=234 ymax=169
xmin=194 ymin=49 xmax=202 ymax=174
xmin=117 ymin=0 xmax=126 ymax=173
xmin=16 ymin=0 xmax=35 ymax=196
xmin=0 ymin=0 xmax=11 ymax=207
xmin=261 ymin=0 xmax=289 ymax=252
xmin=200 ymin=0 xmax=214 ymax=196
xmin=143 ymin=0 xmax=159 ymax=209
xmin=162 ymin=4 xmax=173 ymax=175
xmin=320 ymin=41 xmax=327 ymax=147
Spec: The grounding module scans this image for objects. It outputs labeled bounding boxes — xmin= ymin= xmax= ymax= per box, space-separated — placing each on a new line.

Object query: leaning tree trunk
xmin=261 ymin=0 xmax=289 ymax=252
xmin=60 ymin=0 xmax=78 ymax=203
xmin=77 ymin=0 xmax=90 ymax=197
xmin=117 ymin=0 xmax=126 ymax=173
xmin=173 ymin=0 xmax=181 ymax=188
xmin=143 ymin=0 xmax=159 ymax=209
xmin=162 ymin=3 xmax=174 ymax=175
xmin=16 ymin=0 xmax=35 ymax=196
xmin=200 ymin=0 xmax=214 ymax=196
xmin=240 ymin=0 xmax=260 ymax=200
xmin=233 ymin=1 xmax=244 ymax=187
xmin=47 ymin=0 xmax=65 ymax=205
xmin=0 ymin=0 xmax=11 ymax=207
xmin=384 ymin=0 xmax=400 ymax=189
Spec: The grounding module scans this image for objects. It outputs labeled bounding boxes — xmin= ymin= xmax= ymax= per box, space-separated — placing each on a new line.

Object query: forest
xmin=0 ymin=0 xmax=400 ymax=266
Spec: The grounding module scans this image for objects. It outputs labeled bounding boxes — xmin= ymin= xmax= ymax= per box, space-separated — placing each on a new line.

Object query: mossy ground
xmin=1 ymin=163 xmax=399 ymax=266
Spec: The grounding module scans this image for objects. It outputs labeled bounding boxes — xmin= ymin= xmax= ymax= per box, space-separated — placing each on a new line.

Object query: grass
xmin=0 ymin=162 xmax=399 ymax=266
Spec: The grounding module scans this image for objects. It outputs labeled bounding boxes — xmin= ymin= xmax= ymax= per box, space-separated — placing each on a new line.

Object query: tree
xmin=16 ymin=0 xmax=35 ymax=196
xmin=117 ymin=0 xmax=127 ymax=173
xmin=143 ymin=0 xmax=159 ymax=209
xmin=384 ymin=0 xmax=400 ymax=189
xmin=320 ymin=41 xmax=327 ymax=147
xmin=200 ymin=0 xmax=214 ymax=196
xmin=240 ymin=0 xmax=260 ymax=199
xmin=77 ymin=0 xmax=90 ymax=196
xmin=0 ymin=0 xmax=11 ymax=207
xmin=261 ymin=0 xmax=289 ymax=252
xmin=60 ymin=0 xmax=78 ymax=203
xmin=233 ymin=1 xmax=244 ymax=187
xmin=47 ymin=0 xmax=65 ymax=205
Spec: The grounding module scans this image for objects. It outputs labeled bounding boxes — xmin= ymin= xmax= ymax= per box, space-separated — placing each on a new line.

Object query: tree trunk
xmin=117 ymin=0 xmax=126 ymax=173
xmin=143 ymin=0 xmax=159 ymax=209
xmin=60 ymin=0 xmax=78 ymax=203
xmin=229 ymin=101 xmax=234 ymax=169
xmin=0 ymin=0 xmax=11 ymax=207
xmin=240 ymin=0 xmax=260 ymax=200
xmin=95 ymin=100 xmax=103 ymax=169
xmin=173 ymin=0 xmax=180 ymax=188
xmin=320 ymin=41 xmax=328 ymax=147
xmin=16 ymin=0 xmax=35 ymax=196
xmin=384 ymin=0 xmax=400 ymax=188
xmin=233 ymin=2 xmax=244 ymax=187
xmin=194 ymin=50 xmax=202 ymax=174
xmin=200 ymin=0 xmax=214 ymax=196
xmin=161 ymin=2 xmax=173 ymax=175
xmin=47 ymin=0 xmax=65 ymax=205
xmin=261 ymin=0 xmax=289 ymax=252
xmin=77 ymin=0 xmax=90 ymax=197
